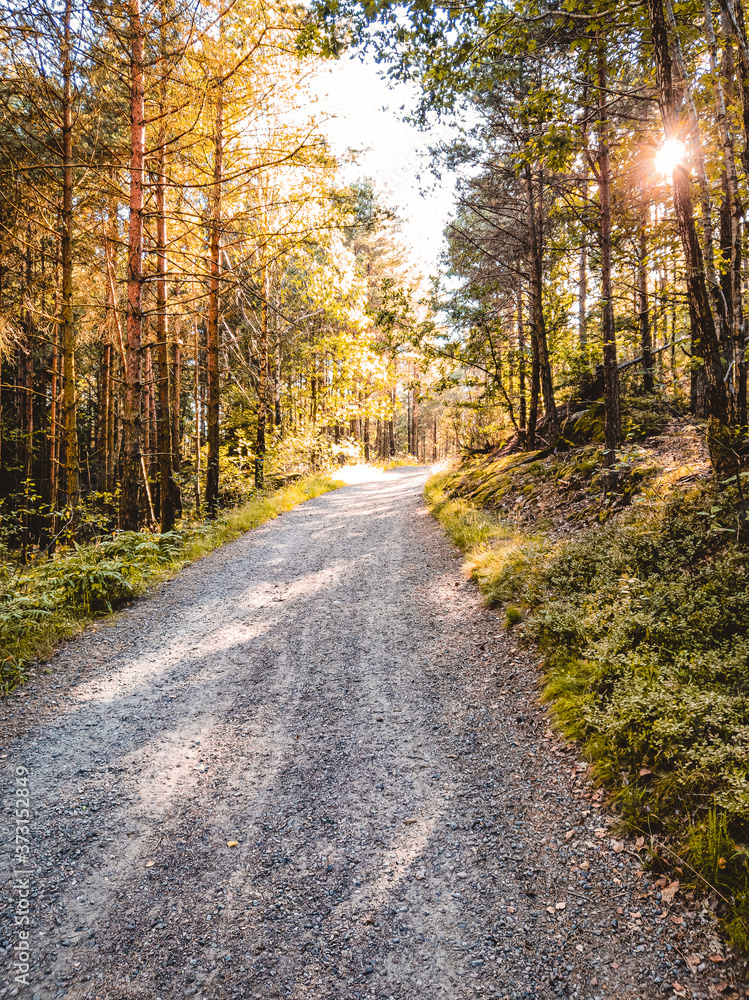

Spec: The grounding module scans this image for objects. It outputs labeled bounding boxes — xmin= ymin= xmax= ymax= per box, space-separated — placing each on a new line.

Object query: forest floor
xmin=0 ymin=465 xmax=737 ymax=1000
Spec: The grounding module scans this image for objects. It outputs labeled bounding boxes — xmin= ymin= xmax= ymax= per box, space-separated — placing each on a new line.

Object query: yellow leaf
xmin=227 ymin=840 xmax=238 ymax=848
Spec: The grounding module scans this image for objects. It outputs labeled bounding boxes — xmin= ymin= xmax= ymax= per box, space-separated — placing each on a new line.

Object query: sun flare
xmin=655 ymin=138 xmax=686 ymax=176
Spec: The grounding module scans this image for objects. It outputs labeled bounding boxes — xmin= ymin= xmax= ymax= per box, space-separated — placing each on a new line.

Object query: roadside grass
xmin=0 ymin=474 xmax=342 ymax=694
xmin=426 ymin=467 xmax=749 ymax=949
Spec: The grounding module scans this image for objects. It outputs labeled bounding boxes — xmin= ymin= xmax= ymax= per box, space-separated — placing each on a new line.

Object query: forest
xmin=0 ymin=0 xmax=450 ymax=560
xmin=7 ymin=0 xmax=749 ymax=969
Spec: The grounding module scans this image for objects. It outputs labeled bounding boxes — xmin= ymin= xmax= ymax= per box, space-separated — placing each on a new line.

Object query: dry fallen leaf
xmin=661 ymin=880 xmax=680 ymax=904
xmin=670 ymin=914 xmax=684 ymax=925
xmin=611 ymin=840 xmax=625 ymax=853
xmin=145 ymin=861 xmax=155 ymax=868
xmin=635 ymin=836 xmax=645 ymax=849
xmin=579 ymin=860 xmax=590 ymax=870
xmin=565 ymin=830 xmax=575 ymax=841
xmin=555 ymin=901 xmax=566 ymax=910
xmin=673 ymin=983 xmax=686 ymax=996
xmin=639 ymin=767 xmax=652 ymax=777
xmin=594 ymin=828 xmax=606 ymax=839
xmin=227 ymin=841 xmax=238 ymax=848
xmin=709 ymin=954 xmax=726 ymax=963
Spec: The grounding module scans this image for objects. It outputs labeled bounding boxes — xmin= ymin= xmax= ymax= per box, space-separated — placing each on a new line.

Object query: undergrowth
xmin=426 ymin=468 xmax=749 ymax=950
xmin=0 ymin=474 xmax=342 ymax=694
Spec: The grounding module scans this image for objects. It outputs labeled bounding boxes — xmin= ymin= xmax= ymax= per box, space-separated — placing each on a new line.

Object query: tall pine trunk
xmin=61 ymin=0 xmax=79 ymax=515
xmin=598 ymin=37 xmax=621 ymax=463
xmin=516 ymin=278 xmax=527 ymax=434
xmin=155 ymin=99 xmax=176 ymax=531
xmin=255 ymin=261 xmax=268 ymax=487
xmin=205 ymin=71 xmax=223 ymax=515
xmin=121 ymin=0 xmax=145 ymax=528
xmin=525 ymin=163 xmax=557 ymax=444
xmin=644 ymin=0 xmax=730 ymax=471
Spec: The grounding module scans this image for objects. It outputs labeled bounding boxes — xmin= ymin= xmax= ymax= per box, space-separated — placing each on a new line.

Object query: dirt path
xmin=0 ymin=467 xmax=733 ymax=1000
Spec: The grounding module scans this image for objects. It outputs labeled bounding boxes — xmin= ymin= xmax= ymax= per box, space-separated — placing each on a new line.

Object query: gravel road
xmin=0 ymin=466 xmax=737 ymax=1000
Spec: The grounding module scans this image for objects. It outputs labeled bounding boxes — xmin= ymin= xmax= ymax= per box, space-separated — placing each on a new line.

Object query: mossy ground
xmin=426 ymin=428 xmax=749 ymax=950
xmin=0 ymin=474 xmax=342 ymax=694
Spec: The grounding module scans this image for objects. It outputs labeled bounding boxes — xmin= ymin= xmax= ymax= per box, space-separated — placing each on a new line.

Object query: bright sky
xmin=312 ymin=55 xmax=457 ymax=274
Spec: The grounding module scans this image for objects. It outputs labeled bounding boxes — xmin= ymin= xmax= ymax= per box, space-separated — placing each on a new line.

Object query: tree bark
xmin=525 ymin=163 xmax=557 ymax=442
xmin=205 ymin=69 xmax=224 ymax=515
xmin=644 ymin=0 xmax=731 ymax=470
xmin=707 ymin=0 xmax=746 ymax=424
xmin=171 ymin=320 xmax=182 ymax=513
xmin=121 ymin=0 xmax=145 ymax=529
xmin=598 ymin=37 xmax=621 ymax=461
xmin=61 ymin=0 xmax=79 ymax=515
xmin=49 ymin=304 xmax=59 ymax=517
xmin=155 ymin=94 xmax=176 ymax=531
xmin=193 ymin=316 xmax=201 ymax=510
xmin=638 ymin=188 xmax=654 ymax=394
xmin=516 ymin=278 xmax=527 ymax=432
xmin=255 ymin=261 xmax=268 ymax=488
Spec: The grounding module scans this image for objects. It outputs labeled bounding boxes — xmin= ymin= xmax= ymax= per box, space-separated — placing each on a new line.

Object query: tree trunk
xmin=49 ymin=307 xmax=59 ymax=517
xmin=171 ymin=321 xmax=182 ymax=513
xmin=708 ymin=0 xmax=745 ymax=424
xmin=205 ymin=70 xmax=224 ymax=515
xmin=411 ymin=390 xmax=418 ymax=459
xmin=644 ymin=0 xmax=731 ymax=470
xmin=255 ymin=261 xmax=268 ymax=488
xmin=407 ymin=390 xmax=412 ymax=454
xmin=516 ymin=278 xmax=527 ymax=432
xmin=579 ymin=178 xmax=589 ymax=352
xmin=193 ymin=317 xmax=201 ymax=510
xmin=22 ymin=233 xmax=34 ymax=501
xmin=721 ymin=0 xmax=749 ymax=175
xmin=97 ymin=339 xmax=111 ymax=488
xmin=121 ymin=0 xmax=145 ymax=529
xmin=637 ymin=171 xmax=654 ymax=394
xmin=274 ymin=331 xmax=282 ymax=429
xmin=525 ymin=163 xmax=557 ymax=442
xmin=598 ymin=37 xmax=621 ymax=462
xmin=61 ymin=0 xmax=79 ymax=515
xmin=155 ymin=101 xmax=176 ymax=531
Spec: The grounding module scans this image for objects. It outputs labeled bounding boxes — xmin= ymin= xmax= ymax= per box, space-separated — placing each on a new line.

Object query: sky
xmin=312 ymin=55 xmax=458 ymax=274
